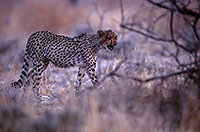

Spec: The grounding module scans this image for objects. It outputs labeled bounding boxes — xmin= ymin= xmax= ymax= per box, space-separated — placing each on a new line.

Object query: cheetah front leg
xmin=81 ymin=48 xmax=100 ymax=88
xmin=75 ymin=67 xmax=86 ymax=94
xmin=86 ymin=66 xmax=99 ymax=86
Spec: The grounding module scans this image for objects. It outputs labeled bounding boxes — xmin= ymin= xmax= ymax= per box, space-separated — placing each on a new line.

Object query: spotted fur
xmin=11 ymin=29 xmax=117 ymax=100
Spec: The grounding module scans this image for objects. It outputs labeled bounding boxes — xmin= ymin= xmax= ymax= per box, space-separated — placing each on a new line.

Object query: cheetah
xmin=11 ymin=29 xmax=117 ymax=100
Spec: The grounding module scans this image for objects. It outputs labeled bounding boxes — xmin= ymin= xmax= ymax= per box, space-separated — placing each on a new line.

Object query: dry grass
xmin=1 ymin=73 xmax=200 ymax=132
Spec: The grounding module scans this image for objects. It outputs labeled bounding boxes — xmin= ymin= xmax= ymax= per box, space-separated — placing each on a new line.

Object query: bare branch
xmin=100 ymin=57 xmax=127 ymax=84
xmin=171 ymin=0 xmax=200 ymax=18
xmin=119 ymin=0 xmax=125 ymax=24
xmin=119 ymin=0 xmax=128 ymax=58
xmin=142 ymin=69 xmax=190 ymax=82
xmin=153 ymin=10 xmax=169 ymax=25
xmin=169 ymin=11 xmax=192 ymax=53
xmin=93 ymin=2 xmax=107 ymax=29
xmin=147 ymin=0 xmax=200 ymax=18
xmin=170 ymin=50 xmax=195 ymax=67
xmin=113 ymin=68 xmax=194 ymax=83
xmin=120 ymin=24 xmax=173 ymax=42
xmin=192 ymin=17 xmax=200 ymax=40
xmin=146 ymin=0 xmax=176 ymax=11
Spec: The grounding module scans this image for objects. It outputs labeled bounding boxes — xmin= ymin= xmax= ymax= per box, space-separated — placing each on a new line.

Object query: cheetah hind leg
xmin=21 ymin=68 xmax=34 ymax=101
xmin=11 ymin=50 xmax=31 ymax=102
xmin=32 ymin=60 xmax=49 ymax=105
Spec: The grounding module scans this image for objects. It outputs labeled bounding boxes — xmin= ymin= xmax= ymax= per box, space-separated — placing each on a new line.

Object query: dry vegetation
xmin=0 ymin=0 xmax=200 ymax=132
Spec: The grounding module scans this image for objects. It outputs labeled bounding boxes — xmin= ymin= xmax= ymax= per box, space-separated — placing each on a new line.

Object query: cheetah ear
xmin=106 ymin=29 xmax=112 ymax=33
xmin=97 ymin=30 xmax=105 ymax=38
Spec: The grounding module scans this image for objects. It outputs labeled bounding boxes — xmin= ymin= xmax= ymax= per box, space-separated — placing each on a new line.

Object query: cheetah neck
xmin=79 ymin=34 xmax=103 ymax=54
xmin=90 ymin=34 xmax=104 ymax=54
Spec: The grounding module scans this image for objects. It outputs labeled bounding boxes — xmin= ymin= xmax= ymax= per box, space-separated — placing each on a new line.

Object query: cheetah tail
xmin=11 ymin=50 xmax=30 ymax=88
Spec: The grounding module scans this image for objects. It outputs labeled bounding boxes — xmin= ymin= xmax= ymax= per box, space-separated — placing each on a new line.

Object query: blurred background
xmin=0 ymin=0 xmax=200 ymax=132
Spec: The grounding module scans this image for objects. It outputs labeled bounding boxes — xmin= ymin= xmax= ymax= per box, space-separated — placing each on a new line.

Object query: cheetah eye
xmin=108 ymin=38 xmax=112 ymax=42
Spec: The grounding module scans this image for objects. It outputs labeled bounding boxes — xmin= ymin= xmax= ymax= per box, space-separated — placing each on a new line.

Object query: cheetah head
xmin=97 ymin=29 xmax=117 ymax=51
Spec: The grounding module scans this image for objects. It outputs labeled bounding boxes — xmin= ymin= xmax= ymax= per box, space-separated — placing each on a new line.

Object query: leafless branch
xmin=119 ymin=0 xmax=128 ymax=58
xmin=169 ymin=11 xmax=192 ymax=53
xmin=146 ymin=0 xmax=176 ymax=11
xmin=153 ymin=10 xmax=169 ymax=25
xmin=171 ymin=0 xmax=200 ymax=18
xmin=112 ymin=68 xmax=194 ymax=83
xmin=93 ymin=2 xmax=108 ymax=29
xmin=147 ymin=0 xmax=200 ymax=18
xmin=119 ymin=0 xmax=125 ymax=24
xmin=120 ymin=24 xmax=173 ymax=42
xmin=192 ymin=17 xmax=200 ymax=40
xmin=100 ymin=57 xmax=128 ymax=84
xmin=119 ymin=0 xmax=200 ymax=86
